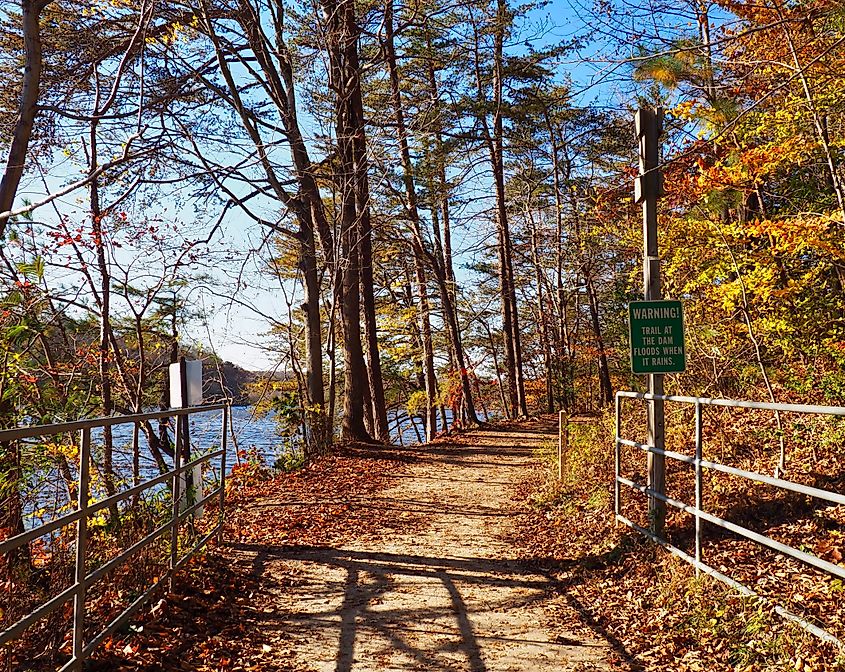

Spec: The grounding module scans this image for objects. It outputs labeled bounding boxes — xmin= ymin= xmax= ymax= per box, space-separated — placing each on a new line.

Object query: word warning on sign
xmin=628 ymin=300 xmax=686 ymax=374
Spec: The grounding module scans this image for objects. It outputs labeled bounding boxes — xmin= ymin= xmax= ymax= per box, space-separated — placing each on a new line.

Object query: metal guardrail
xmin=615 ymin=391 xmax=845 ymax=647
xmin=0 ymin=403 xmax=230 ymax=670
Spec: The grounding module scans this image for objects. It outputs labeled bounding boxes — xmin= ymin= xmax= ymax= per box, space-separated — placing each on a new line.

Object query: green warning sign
xmin=629 ymin=300 xmax=686 ymax=374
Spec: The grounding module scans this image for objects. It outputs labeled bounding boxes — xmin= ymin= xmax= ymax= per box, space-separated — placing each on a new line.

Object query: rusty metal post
xmin=635 ymin=107 xmax=666 ymax=536
xmin=72 ymin=428 xmax=91 ymax=669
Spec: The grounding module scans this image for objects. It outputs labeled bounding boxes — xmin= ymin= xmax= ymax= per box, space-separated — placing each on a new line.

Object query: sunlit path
xmin=229 ymin=419 xmax=612 ymax=672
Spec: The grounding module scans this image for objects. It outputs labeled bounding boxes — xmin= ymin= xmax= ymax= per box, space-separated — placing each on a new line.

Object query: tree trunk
xmin=301 ymin=220 xmax=327 ymax=453
xmin=0 ymin=0 xmax=49 ymax=238
xmin=477 ymin=0 xmax=526 ymax=417
xmin=773 ymin=0 xmax=845 ymax=222
xmin=423 ymin=43 xmax=457 ymax=294
xmin=326 ymin=0 xmax=372 ymax=442
xmin=585 ymin=275 xmax=613 ymax=406
xmin=337 ymin=0 xmax=387 ymax=442
xmin=546 ymin=111 xmax=568 ymax=409
xmin=87 ymin=107 xmax=119 ymax=515
xmin=526 ymin=207 xmax=554 ymax=413
xmin=384 ymin=0 xmax=439 ymax=441
xmin=340 ymin=231 xmax=371 ymax=441
xmin=418 ymin=30 xmax=479 ymax=425
xmin=327 ymin=294 xmax=338 ymax=446
xmin=358 ymin=215 xmax=389 ymax=441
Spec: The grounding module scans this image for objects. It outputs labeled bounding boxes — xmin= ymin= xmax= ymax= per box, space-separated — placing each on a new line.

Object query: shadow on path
xmin=224 ymin=416 xmax=640 ymax=671
xmin=230 ymin=542 xmax=638 ymax=671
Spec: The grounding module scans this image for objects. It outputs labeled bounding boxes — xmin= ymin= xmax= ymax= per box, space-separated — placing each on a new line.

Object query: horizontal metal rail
xmin=0 ymin=448 xmax=224 ymax=557
xmin=618 ymin=476 xmax=845 ymax=581
xmin=81 ymin=520 xmax=224 ymax=660
xmin=82 ymin=519 xmax=174 ymax=592
xmin=699 ymin=458 xmax=845 ymax=507
xmin=615 ymin=513 xmax=842 ymax=647
xmin=0 ymin=402 xmax=227 ymax=443
xmin=0 ymin=583 xmax=80 ymax=648
xmin=615 ymin=391 xmax=845 ymax=647
xmin=617 ymin=390 xmax=845 ymax=418
xmin=621 ymin=437 xmax=845 ymax=508
xmin=0 ymin=403 xmax=230 ymax=670
xmin=618 ymin=437 xmax=694 ymax=465
xmin=78 ymin=571 xmax=169 ymax=660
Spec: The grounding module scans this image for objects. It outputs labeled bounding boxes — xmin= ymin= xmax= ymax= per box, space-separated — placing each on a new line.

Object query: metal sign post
xmin=635 ymin=107 xmax=666 ymax=535
xmin=169 ymin=358 xmax=203 ymax=515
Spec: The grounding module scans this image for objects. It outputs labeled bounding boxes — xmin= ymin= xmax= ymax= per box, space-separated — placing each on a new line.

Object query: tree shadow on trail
xmin=347 ymin=440 xmax=543 ymax=470
xmin=524 ymin=540 xmax=648 ymax=672
xmin=229 ymin=542 xmax=639 ymax=672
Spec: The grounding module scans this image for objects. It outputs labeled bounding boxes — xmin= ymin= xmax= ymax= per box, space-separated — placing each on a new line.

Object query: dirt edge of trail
xmin=100 ymin=419 xmax=618 ymax=671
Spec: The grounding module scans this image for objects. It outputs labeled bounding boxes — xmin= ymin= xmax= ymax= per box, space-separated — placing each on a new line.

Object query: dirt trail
xmin=230 ymin=418 xmax=613 ymax=671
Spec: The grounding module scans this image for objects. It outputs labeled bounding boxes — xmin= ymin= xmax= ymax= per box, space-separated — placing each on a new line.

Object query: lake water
xmin=176 ymin=405 xmax=436 ymax=464
xmin=21 ymin=405 xmax=438 ymax=528
xmin=99 ymin=404 xmax=437 ymax=474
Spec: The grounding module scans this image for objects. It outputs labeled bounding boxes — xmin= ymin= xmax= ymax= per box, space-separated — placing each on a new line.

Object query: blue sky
xmin=7 ymin=0 xmax=715 ymax=372
xmin=199 ymin=0 xmax=631 ymax=370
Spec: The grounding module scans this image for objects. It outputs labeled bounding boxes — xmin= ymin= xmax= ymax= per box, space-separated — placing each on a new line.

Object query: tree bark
xmin=525 ymin=206 xmax=554 ymax=413
xmin=0 ymin=0 xmax=52 ymax=239
xmin=324 ymin=0 xmax=373 ymax=442
xmin=384 ymin=0 xmax=439 ymax=441
xmin=773 ymin=0 xmax=845 ymax=222
xmin=338 ymin=186 xmax=371 ymax=442
xmin=585 ymin=275 xmax=613 ymax=406
xmin=86 ymin=97 xmax=119 ymax=514
xmin=301 ymin=218 xmax=327 ymax=451
xmin=358 ymin=199 xmax=389 ymax=441
xmin=475 ymin=0 xmax=527 ymax=417
xmin=343 ymin=0 xmax=387 ymax=441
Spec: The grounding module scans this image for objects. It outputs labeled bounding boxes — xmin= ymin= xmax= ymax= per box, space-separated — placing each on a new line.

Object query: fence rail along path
xmin=0 ymin=402 xmax=230 ymax=671
xmin=615 ymin=390 xmax=845 ymax=647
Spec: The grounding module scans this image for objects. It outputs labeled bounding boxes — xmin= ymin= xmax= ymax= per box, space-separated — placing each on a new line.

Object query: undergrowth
xmin=513 ymin=411 xmax=845 ymax=671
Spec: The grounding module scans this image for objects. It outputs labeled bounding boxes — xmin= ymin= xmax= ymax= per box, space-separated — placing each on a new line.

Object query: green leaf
xmin=16 ymin=257 xmax=44 ymax=280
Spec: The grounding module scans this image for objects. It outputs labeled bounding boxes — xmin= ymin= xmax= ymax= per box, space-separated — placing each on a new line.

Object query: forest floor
xmin=97 ymin=413 xmax=845 ymax=672
xmin=104 ymin=416 xmax=617 ymax=671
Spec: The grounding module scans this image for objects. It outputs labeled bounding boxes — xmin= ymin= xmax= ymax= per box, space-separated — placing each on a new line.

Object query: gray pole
xmin=635 ymin=107 xmax=666 ymax=536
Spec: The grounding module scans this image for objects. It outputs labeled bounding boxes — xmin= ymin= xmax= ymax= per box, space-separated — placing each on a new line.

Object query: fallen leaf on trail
xmin=81 ymin=443 xmax=410 ymax=672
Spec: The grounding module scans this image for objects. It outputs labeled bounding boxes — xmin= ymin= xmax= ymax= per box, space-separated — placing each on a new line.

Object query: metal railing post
xmin=0 ymin=402 xmax=227 ymax=664
xmin=647 ymin=381 xmax=666 ymax=536
xmin=614 ymin=394 xmax=621 ymax=522
xmin=218 ymin=405 xmax=228 ymax=545
xmin=131 ymin=421 xmax=140 ymax=509
xmin=169 ymin=416 xmax=182 ymax=592
xmin=557 ymin=410 xmax=565 ymax=481
xmin=694 ymin=401 xmax=703 ymax=575
xmin=72 ymin=428 xmax=91 ymax=670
